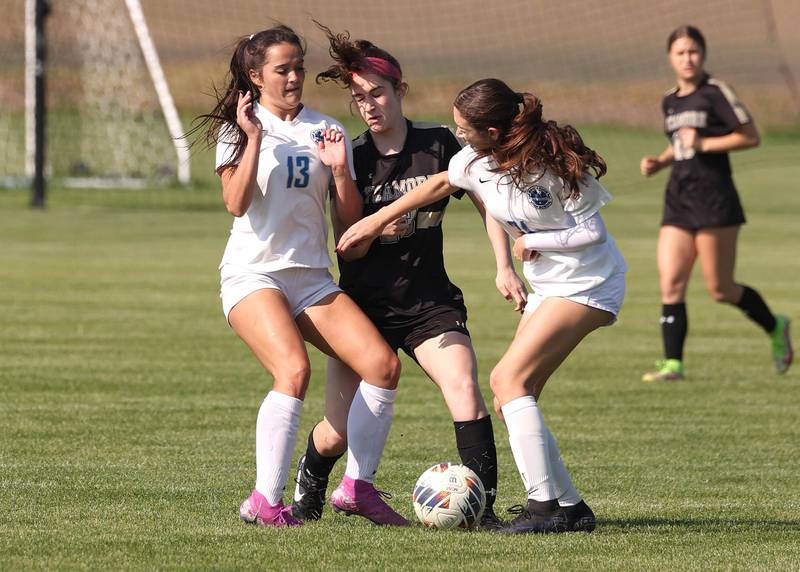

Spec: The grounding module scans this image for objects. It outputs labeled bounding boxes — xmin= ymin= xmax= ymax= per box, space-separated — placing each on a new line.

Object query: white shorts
xmin=220 ymin=264 xmax=341 ymax=322
xmin=524 ymin=272 xmax=626 ymax=325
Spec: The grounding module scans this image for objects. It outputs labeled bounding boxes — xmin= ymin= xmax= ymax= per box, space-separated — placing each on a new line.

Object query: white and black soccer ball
xmin=412 ymin=462 xmax=486 ymax=529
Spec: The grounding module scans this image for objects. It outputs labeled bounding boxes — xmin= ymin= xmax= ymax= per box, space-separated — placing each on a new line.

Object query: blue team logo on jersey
xmin=310 ymin=128 xmax=325 ymax=143
xmin=525 ymin=185 xmax=553 ymax=209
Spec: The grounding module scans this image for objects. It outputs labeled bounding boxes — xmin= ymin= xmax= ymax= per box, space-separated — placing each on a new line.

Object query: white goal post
xmin=21 ymin=0 xmax=190 ymax=190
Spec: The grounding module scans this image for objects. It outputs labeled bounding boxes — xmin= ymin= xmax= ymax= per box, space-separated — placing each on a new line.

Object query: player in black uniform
xmin=290 ymin=25 xmax=528 ymax=529
xmin=640 ymin=25 xmax=793 ymax=382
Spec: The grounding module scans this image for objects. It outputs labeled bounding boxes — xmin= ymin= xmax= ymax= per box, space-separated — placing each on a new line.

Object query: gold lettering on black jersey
xmin=665 ymin=110 xmax=708 ymax=132
xmin=364 ymin=175 xmax=431 ymax=204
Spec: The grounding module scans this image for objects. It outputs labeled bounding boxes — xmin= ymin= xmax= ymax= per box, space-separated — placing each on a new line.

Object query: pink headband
xmin=354 ymin=56 xmax=402 ymax=82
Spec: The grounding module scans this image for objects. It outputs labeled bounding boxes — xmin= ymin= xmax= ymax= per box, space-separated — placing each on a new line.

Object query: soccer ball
xmin=412 ymin=463 xmax=486 ymax=529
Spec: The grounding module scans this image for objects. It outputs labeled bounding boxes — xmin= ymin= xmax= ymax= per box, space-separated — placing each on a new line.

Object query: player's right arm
xmin=468 ymin=193 xmax=527 ymax=312
xmin=337 ymin=171 xmax=455 ymax=255
xmin=219 ymin=92 xmax=263 ymax=217
xmin=640 ymin=144 xmax=674 ymax=177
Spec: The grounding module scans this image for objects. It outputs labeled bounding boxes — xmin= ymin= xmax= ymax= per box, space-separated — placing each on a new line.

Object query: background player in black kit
xmin=640 ymin=25 xmax=793 ymax=382
xmin=291 ymin=24 xmax=528 ymax=529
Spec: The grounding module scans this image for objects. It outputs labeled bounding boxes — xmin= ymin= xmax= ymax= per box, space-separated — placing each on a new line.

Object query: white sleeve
xmin=562 ymin=175 xmax=613 ymax=224
xmin=447 ymin=146 xmax=475 ymax=191
xmin=214 ymin=123 xmax=240 ymax=173
xmin=523 ymin=212 xmax=607 ymax=252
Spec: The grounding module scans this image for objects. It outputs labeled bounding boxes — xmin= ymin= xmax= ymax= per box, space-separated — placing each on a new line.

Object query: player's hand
xmin=512 ymin=236 xmax=538 ymax=262
xmin=677 ymin=127 xmax=700 ymax=152
xmin=640 ymin=156 xmax=661 ymax=177
xmin=337 ymin=212 xmax=386 ymax=255
xmin=236 ymin=91 xmax=262 ymax=140
xmin=495 ymin=266 xmax=528 ymax=313
xmin=381 ymin=215 xmax=411 ymax=238
xmin=317 ymin=127 xmax=347 ymax=172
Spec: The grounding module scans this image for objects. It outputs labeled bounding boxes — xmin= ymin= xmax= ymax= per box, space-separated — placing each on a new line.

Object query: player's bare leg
xmin=292 ymin=358 xmax=358 ymax=521
xmin=298 ymin=292 xmax=407 ymax=525
xmin=697 ymin=226 xmax=792 ymax=373
xmin=644 ymin=225 xmax=697 ymax=382
xmin=415 ymin=332 xmax=503 ymax=528
xmin=228 ymin=289 xmax=309 ymax=527
xmin=492 ymin=298 xmax=611 ymax=534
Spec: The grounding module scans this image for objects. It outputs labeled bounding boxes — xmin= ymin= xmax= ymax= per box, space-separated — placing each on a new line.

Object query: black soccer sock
xmin=454 ymin=415 xmax=498 ymax=510
xmin=735 ymin=285 xmax=777 ymax=333
xmin=661 ymin=303 xmax=688 ymax=361
xmin=302 ymin=428 xmax=342 ymax=479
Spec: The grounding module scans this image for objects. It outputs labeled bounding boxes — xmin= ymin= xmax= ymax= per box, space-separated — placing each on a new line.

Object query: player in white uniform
xmin=195 ymin=25 xmax=407 ymax=528
xmin=338 ymin=78 xmax=627 ymax=534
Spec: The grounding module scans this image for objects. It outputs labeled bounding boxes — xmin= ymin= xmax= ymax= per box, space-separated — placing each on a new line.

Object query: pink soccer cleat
xmin=330 ymin=475 xmax=409 ymax=526
xmin=239 ymin=489 xmax=302 ymax=528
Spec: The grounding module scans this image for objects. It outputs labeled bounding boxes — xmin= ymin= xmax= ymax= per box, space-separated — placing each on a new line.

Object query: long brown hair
xmin=190 ymin=25 xmax=306 ymax=169
xmin=314 ymin=21 xmax=402 ymax=90
xmin=454 ymin=78 xmax=606 ymax=198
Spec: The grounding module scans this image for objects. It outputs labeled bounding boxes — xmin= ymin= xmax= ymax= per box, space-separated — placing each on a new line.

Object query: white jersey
xmin=448 ymin=146 xmax=626 ymax=297
xmin=215 ymin=103 xmax=356 ymax=271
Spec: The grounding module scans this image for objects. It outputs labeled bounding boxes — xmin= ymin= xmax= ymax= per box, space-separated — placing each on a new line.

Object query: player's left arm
xmin=319 ymin=127 xmax=362 ymax=229
xmin=679 ymin=84 xmax=760 ymax=153
xmin=512 ymin=212 xmax=607 ymax=260
xmin=689 ymin=121 xmax=760 ymax=153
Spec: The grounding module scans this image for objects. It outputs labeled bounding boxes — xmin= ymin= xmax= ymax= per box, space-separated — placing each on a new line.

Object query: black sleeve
xmin=708 ymin=82 xmax=751 ymax=131
xmin=442 ymin=128 xmax=466 ymax=200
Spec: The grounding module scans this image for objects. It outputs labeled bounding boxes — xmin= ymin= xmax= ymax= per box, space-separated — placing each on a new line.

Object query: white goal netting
xmin=0 ymin=0 xmax=797 ymax=188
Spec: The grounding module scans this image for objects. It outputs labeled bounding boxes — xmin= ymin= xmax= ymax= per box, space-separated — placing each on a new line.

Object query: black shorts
xmin=372 ymin=305 xmax=470 ymax=360
xmin=662 ymin=175 xmax=746 ymax=230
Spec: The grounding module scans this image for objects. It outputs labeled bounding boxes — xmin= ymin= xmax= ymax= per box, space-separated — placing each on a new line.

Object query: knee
xmin=368 ymin=351 xmax=402 ymax=390
xmin=446 ymin=376 xmax=481 ymax=401
xmin=273 ymin=360 xmax=311 ymax=399
xmin=706 ymin=283 xmax=738 ymax=304
xmin=489 ymin=366 xmax=523 ymax=398
xmin=661 ymin=278 xmax=688 ymax=303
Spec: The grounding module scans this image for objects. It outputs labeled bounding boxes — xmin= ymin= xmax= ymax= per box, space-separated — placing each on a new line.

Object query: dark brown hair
xmin=454 ymin=78 xmax=606 ymax=198
xmin=190 ymin=25 xmax=305 ymax=169
xmin=314 ymin=21 xmax=402 ymax=90
xmin=667 ymin=25 xmax=706 ymax=55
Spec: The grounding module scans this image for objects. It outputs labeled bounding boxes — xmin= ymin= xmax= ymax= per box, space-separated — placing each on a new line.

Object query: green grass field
xmin=1 ymin=125 xmax=799 ymax=570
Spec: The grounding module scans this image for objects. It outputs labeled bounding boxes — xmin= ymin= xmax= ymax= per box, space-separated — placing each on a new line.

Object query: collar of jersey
xmin=366 ymin=118 xmax=413 ymax=158
xmin=254 ymin=101 xmax=308 ymax=126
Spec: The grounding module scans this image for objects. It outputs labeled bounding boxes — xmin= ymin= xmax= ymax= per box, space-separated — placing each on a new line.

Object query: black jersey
xmin=663 ymin=73 xmax=751 ymax=185
xmin=338 ymin=120 xmax=465 ymax=326
xmin=660 ymin=74 xmax=750 ymax=229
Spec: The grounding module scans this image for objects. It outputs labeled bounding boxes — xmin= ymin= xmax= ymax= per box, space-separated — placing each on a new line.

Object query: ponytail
xmin=455 ymin=79 xmax=606 ymax=198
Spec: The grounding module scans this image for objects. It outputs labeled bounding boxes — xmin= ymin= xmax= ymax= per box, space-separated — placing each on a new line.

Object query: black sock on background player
xmin=735 ymin=285 xmax=777 ymax=333
xmin=661 ymin=303 xmax=688 ymax=360
xmin=454 ymin=416 xmax=498 ymax=513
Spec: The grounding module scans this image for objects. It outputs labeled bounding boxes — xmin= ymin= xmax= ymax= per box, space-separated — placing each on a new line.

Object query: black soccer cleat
xmin=476 ymin=505 xmax=506 ymax=531
xmin=291 ymin=455 xmax=329 ymax=522
xmin=562 ymin=500 xmax=596 ymax=533
xmin=496 ymin=499 xmax=568 ymax=535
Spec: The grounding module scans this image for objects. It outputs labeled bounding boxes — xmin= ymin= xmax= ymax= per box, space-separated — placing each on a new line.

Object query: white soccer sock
xmin=544 ymin=424 xmax=582 ymax=506
xmin=501 ymin=395 xmax=558 ymax=501
xmin=254 ymin=390 xmax=303 ymax=506
xmin=344 ymin=381 xmax=397 ymax=483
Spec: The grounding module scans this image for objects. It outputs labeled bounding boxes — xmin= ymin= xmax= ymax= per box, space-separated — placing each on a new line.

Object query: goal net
xmin=0 ymin=0 xmax=797 ymax=190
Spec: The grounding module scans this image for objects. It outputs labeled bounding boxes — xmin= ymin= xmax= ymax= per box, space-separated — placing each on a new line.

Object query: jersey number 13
xmin=286 ymin=156 xmax=310 ymax=188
